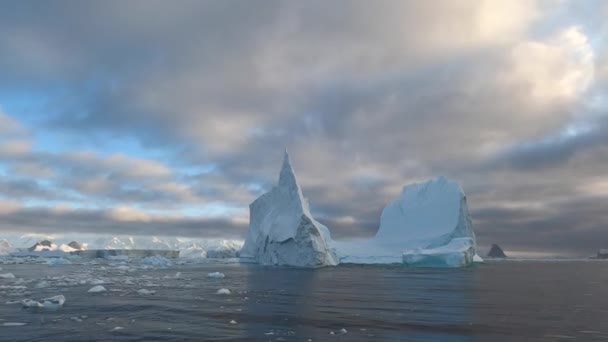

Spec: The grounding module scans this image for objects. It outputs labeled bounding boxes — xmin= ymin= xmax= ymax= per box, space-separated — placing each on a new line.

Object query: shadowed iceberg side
xmin=239 ymin=151 xmax=338 ymax=267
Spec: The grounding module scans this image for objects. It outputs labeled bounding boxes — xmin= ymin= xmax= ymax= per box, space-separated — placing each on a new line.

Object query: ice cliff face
xmin=336 ymin=177 xmax=481 ymax=267
xmin=376 ymin=177 xmax=476 ymax=249
xmin=240 ymin=151 xmax=338 ymax=267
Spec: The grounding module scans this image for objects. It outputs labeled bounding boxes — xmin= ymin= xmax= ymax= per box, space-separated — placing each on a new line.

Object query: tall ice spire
xmin=278 ymin=148 xmax=297 ymax=188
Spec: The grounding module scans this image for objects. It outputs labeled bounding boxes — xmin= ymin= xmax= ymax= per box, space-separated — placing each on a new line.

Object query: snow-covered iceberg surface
xmin=336 ymin=177 xmax=481 ymax=267
xmin=240 ymin=151 xmax=338 ymax=267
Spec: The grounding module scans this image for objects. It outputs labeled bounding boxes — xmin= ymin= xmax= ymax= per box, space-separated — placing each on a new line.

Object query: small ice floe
xmin=87 ymin=285 xmax=107 ymax=293
xmin=207 ymin=272 xmax=225 ymax=279
xmin=0 ymin=273 xmax=15 ymax=279
xmin=330 ymin=328 xmax=348 ymax=335
xmin=142 ymin=256 xmax=171 ymax=267
xmin=163 ymin=272 xmax=181 ymax=279
xmin=229 ymin=320 xmax=237 ymax=324
xmin=46 ymin=258 xmax=72 ymax=266
xmin=21 ymin=295 xmax=65 ymax=309
xmin=110 ymin=326 xmax=124 ymax=332
xmin=137 ymin=289 xmax=156 ymax=295
xmin=89 ymin=279 xmax=107 ymax=285
xmin=70 ymin=317 xmax=83 ymax=322
xmin=35 ymin=281 xmax=51 ymax=289
xmin=216 ymin=288 xmax=231 ymax=295
xmin=1 ymin=322 xmax=27 ymax=327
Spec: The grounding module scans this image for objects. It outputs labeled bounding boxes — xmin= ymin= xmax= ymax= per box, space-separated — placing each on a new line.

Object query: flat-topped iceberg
xmin=335 ymin=177 xmax=481 ymax=267
xmin=240 ymin=151 xmax=338 ymax=267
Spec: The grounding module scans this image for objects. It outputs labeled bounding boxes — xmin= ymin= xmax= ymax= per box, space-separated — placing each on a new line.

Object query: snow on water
xmin=207 ymin=272 xmax=225 ymax=279
xmin=335 ymin=177 xmax=480 ymax=267
xmin=240 ymin=151 xmax=338 ymax=267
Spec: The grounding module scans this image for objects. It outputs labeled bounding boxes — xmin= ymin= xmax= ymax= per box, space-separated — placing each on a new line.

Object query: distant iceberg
xmin=240 ymin=151 xmax=338 ymax=267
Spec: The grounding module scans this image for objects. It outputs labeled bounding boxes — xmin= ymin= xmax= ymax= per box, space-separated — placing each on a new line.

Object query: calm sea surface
xmin=1 ymin=259 xmax=607 ymax=341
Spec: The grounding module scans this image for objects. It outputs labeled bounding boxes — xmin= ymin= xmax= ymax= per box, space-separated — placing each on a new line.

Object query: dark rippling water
xmin=1 ymin=259 xmax=608 ymax=341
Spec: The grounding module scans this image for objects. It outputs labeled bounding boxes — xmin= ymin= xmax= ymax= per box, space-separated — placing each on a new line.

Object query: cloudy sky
xmin=0 ymin=0 xmax=607 ymax=256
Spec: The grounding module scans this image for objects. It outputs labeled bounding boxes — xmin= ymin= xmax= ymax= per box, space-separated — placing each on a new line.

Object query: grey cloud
xmin=473 ymin=195 xmax=608 ymax=256
xmin=488 ymin=113 xmax=608 ymax=171
xmin=0 ymin=206 xmax=247 ymax=238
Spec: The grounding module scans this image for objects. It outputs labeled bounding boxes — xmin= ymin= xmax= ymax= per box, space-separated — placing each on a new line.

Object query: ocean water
xmin=1 ymin=259 xmax=607 ymax=341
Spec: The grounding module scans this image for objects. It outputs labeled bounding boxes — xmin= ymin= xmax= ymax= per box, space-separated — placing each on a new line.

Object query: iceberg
xmin=0 ymin=239 xmax=11 ymax=255
xmin=336 ymin=177 xmax=481 ymax=267
xmin=240 ymin=151 xmax=338 ymax=267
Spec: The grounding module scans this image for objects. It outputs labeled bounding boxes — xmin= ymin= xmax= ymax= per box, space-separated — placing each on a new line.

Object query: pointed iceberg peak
xmin=278 ymin=149 xmax=299 ymax=189
xmin=239 ymin=149 xmax=338 ymax=267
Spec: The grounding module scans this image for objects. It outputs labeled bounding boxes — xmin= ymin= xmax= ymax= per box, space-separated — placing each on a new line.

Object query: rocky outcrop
xmin=67 ymin=241 xmax=83 ymax=250
xmin=28 ymin=240 xmax=53 ymax=252
xmin=487 ymin=244 xmax=507 ymax=258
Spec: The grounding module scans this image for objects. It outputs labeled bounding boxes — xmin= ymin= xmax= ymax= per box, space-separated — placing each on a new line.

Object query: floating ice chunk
xmin=216 ymin=288 xmax=231 ymax=295
xmin=21 ymin=295 xmax=65 ymax=309
xmin=142 ymin=255 xmax=171 ymax=267
xmin=137 ymin=289 xmax=156 ymax=295
xmin=111 ymin=326 xmax=124 ymax=332
xmin=2 ymin=322 xmax=27 ymax=327
xmin=0 ymin=273 xmax=15 ymax=279
xmin=473 ymin=254 xmax=484 ymax=263
xmin=402 ymin=238 xmax=476 ymax=267
xmin=207 ymin=272 xmax=225 ymax=279
xmin=330 ymin=328 xmax=348 ymax=335
xmin=163 ymin=272 xmax=181 ymax=279
xmin=88 ymin=285 xmax=107 ymax=293
xmin=46 ymin=258 xmax=72 ymax=266
xmin=229 ymin=320 xmax=237 ymax=324
xmin=90 ymin=279 xmax=107 ymax=285
xmin=35 ymin=281 xmax=51 ymax=289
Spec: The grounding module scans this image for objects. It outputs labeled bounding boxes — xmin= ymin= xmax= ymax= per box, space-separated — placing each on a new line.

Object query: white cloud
xmin=504 ymin=26 xmax=594 ymax=104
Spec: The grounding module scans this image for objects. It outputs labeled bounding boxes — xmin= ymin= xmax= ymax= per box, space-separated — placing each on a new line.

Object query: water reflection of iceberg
xmin=241 ymin=265 xmax=474 ymax=341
